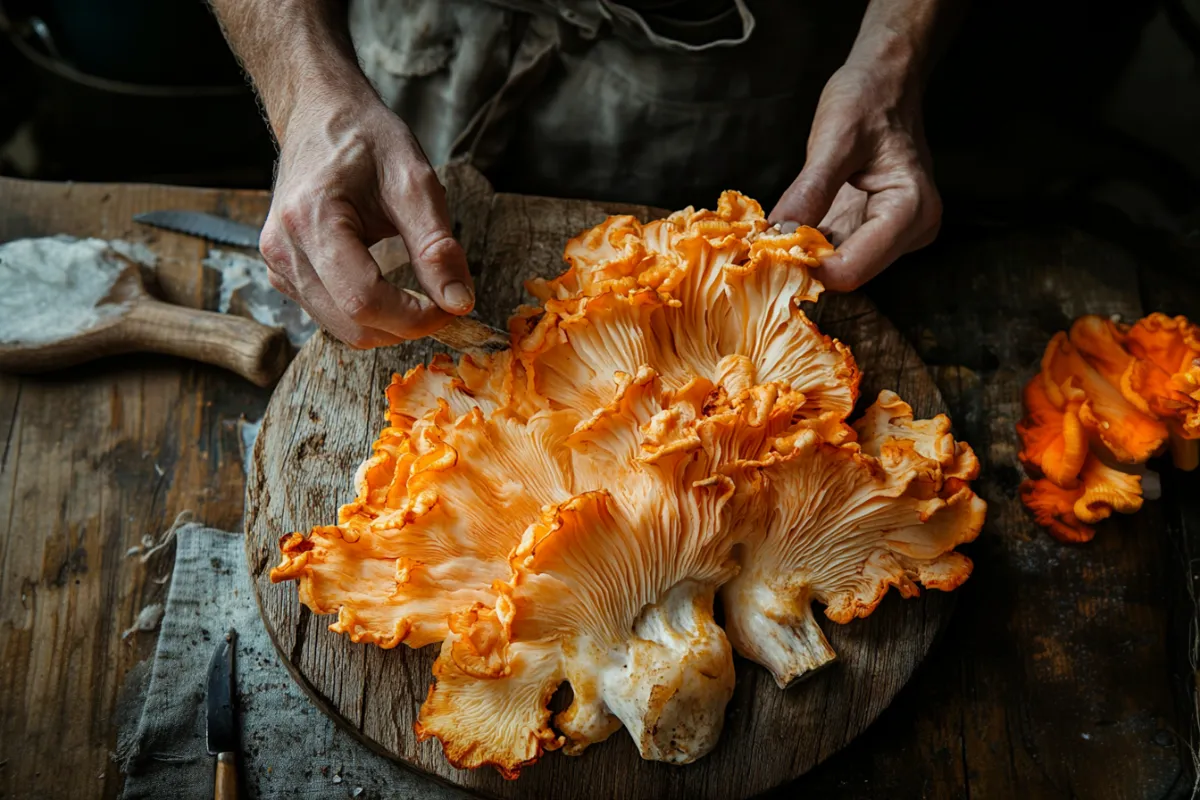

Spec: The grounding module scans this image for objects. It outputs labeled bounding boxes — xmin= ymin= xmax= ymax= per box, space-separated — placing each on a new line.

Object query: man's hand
xmin=261 ymin=98 xmax=474 ymax=348
xmin=770 ymin=0 xmax=953 ymax=292
xmin=209 ymin=0 xmax=474 ymax=348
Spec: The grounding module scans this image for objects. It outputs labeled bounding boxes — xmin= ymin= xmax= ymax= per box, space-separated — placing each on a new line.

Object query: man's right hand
xmin=208 ymin=0 xmax=474 ymax=348
xmin=260 ymin=98 xmax=475 ymax=349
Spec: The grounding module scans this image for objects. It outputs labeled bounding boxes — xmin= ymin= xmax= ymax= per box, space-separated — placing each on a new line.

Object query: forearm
xmin=845 ymin=0 xmax=963 ymax=94
xmin=209 ymin=0 xmax=376 ymax=141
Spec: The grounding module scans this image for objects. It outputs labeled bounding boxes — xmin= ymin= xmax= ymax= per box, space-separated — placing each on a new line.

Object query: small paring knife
xmin=206 ymin=628 xmax=239 ymax=800
xmin=134 ymin=210 xmax=509 ymax=355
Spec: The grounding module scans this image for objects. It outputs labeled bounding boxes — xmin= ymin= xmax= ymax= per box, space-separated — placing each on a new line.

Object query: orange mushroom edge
xmin=1018 ymin=312 xmax=1199 ymax=541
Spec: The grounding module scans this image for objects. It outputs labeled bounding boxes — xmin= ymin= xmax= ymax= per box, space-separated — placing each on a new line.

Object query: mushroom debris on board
xmin=271 ymin=192 xmax=988 ymax=778
xmin=1018 ymin=313 xmax=1199 ymax=543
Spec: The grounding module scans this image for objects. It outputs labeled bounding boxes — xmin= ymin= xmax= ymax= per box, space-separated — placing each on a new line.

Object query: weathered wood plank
xmin=0 ymin=177 xmax=273 ymax=800
xmin=786 ymin=225 xmax=1191 ymax=798
xmin=246 ymin=165 xmax=955 ymax=799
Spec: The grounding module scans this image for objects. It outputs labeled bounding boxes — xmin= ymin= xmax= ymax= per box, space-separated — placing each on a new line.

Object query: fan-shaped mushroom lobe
xmin=722 ymin=395 xmax=984 ymax=687
xmin=270 ymin=192 xmax=984 ymax=777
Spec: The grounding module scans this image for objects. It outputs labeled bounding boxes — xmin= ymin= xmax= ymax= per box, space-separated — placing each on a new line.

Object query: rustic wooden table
xmin=0 ymin=176 xmax=1196 ymax=799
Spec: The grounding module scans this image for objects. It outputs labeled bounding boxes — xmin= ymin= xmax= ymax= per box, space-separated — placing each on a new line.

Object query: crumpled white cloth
xmin=117 ymin=523 xmax=470 ymax=800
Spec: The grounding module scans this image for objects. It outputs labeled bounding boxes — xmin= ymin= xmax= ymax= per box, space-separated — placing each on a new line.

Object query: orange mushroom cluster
xmin=271 ymin=193 xmax=987 ymax=777
xmin=1018 ymin=313 xmax=1200 ymax=542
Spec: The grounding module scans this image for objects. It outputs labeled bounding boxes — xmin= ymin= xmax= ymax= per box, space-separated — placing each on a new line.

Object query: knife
xmin=134 ymin=210 xmax=509 ymax=354
xmin=135 ymin=210 xmax=261 ymax=248
xmin=206 ymin=628 xmax=239 ymax=800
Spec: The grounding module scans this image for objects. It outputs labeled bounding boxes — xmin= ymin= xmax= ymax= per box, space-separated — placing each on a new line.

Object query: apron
xmin=348 ymin=0 xmax=865 ymax=209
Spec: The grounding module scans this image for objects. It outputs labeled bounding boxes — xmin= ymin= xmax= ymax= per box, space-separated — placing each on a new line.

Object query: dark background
xmin=0 ymin=0 xmax=274 ymax=187
xmin=1 ymin=0 xmax=1196 ymax=297
xmin=2 ymin=1 xmax=1199 ymax=218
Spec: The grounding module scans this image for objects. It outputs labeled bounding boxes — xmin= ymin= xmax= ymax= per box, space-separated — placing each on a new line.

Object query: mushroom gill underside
xmin=271 ymin=192 xmax=987 ymax=777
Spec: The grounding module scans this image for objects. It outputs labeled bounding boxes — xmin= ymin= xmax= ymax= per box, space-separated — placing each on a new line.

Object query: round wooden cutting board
xmin=245 ymin=165 xmax=956 ymax=800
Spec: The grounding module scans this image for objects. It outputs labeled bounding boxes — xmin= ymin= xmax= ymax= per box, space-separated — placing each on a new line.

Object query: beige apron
xmin=349 ymin=0 xmax=865 ymax=208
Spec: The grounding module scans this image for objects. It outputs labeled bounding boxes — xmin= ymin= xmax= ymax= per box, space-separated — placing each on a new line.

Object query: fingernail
xmin=778 ymin=220 xmax=800 ymax=235
xmin=442 ymin=281 xmax=474 ymax=312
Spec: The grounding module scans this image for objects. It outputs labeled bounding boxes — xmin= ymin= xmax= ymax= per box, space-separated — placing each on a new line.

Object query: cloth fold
xmin=117 ymin=524 xmax=468 ymax=800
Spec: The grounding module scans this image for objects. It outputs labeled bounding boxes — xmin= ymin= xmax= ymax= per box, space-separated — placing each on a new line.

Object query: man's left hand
xmin=770 ymin=48 xmax=942 ymax=292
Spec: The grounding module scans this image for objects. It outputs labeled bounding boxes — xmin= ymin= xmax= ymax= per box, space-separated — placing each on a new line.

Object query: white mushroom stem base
xmin=721 ymin=579 xmax=837 ymax=689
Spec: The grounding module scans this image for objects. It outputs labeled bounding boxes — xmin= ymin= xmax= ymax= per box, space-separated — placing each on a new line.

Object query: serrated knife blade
xmin=135 ymin=210 xmax=262 ymax=248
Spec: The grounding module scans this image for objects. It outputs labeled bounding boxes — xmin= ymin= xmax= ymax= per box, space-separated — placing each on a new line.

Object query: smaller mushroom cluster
xmin=1018 ymin=313 xmax=1200 ymax=542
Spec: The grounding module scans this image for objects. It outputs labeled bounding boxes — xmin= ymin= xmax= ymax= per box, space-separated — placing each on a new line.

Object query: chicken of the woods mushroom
xmin=1018 ymin=313 xmax=1199 ymax=542
xmin=271 ymin=193 xmax=988 ymax=778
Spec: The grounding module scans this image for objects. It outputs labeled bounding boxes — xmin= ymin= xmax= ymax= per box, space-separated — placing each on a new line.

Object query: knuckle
xmin=413 ymin=232 xmax=460 ymax=267
xmin=790 ymin=171 xmax=840 ymax=220
xmin=339 ymin=287 xmax=381 ymax=324
xmin=258 ymin=228 xmax=291 ymax=270
xmin=325 ymin=211 xmax=363 ymax=239
xmin=277 ymin=199 xmax=311 ymax=237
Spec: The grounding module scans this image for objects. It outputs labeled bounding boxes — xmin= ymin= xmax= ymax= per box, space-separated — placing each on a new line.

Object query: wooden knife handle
xmin=122 ymin=299 xmax=290 ymax=387
xmin=214 ymin=752 xmax=237 ymax=800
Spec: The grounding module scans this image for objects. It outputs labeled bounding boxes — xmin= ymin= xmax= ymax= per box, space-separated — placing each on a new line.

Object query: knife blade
xmin=394 ymin=289 xmax=508 ymax=353
xmin=206 ymin=628 xmax=238 ymax=755
xmin=207 ymin=628 xmax=239 ymax=799
xmin=132 ymin=210 xmax=510 ymax=355
xmin=135 ymin=210 xmax=262 ymax=248
xmin=435 ymin=315 xmax=509 ymax=353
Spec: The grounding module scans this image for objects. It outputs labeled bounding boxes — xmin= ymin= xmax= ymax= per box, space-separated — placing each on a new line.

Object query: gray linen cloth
xmin=118 ymin=523 xmax=469 ymax=800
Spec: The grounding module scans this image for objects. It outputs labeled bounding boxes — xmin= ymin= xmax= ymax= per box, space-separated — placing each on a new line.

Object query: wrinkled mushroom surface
xmin=272 ymin=193 xmax=986 ymax=777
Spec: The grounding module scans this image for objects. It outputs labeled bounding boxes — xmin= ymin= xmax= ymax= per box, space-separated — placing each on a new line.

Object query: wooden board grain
xmin=245 ymin=164 xmax=956 ymax=799
xmin=0 ymin=176 xmax=274 ymax=800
